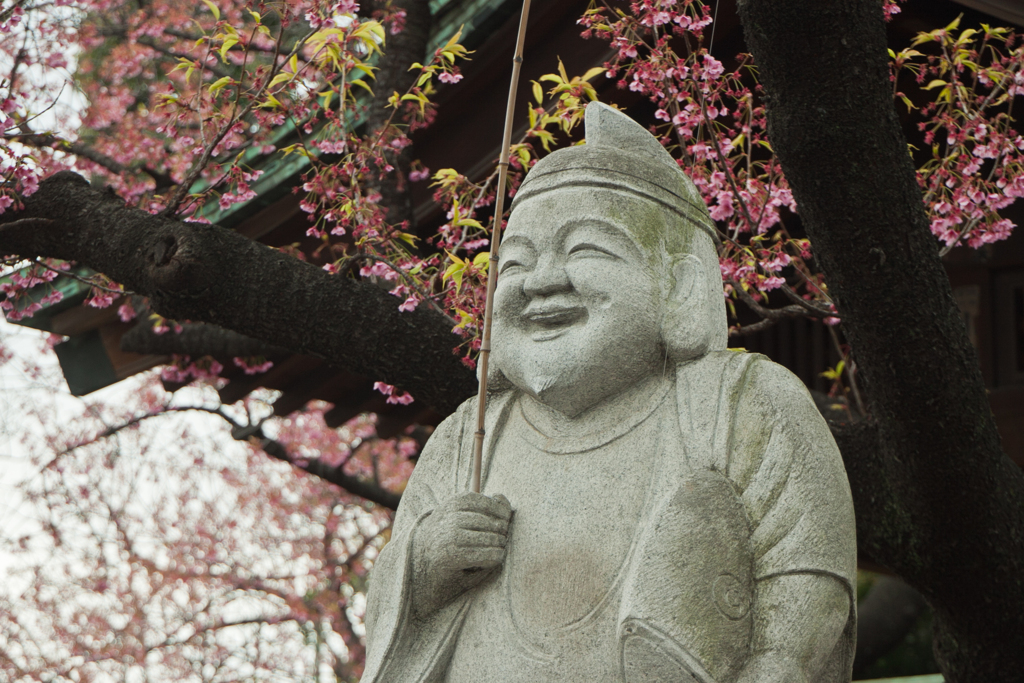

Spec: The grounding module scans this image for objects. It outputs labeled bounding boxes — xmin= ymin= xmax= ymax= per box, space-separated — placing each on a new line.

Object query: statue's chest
xmin=480 ymin=415 xmax=659 ymax=635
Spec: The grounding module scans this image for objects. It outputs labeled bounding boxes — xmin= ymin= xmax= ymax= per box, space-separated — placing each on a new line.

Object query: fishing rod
xmin=471 ymin=0 xmax=532 ymax=494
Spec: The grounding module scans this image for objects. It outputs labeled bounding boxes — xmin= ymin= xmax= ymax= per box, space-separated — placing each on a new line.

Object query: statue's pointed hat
xmin=512 ymin=102 xmax=715 ymax=241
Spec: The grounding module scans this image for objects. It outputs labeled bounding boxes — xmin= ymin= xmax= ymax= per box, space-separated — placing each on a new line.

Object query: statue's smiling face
xmin=491 ymin=186 xmax=666 ymax=417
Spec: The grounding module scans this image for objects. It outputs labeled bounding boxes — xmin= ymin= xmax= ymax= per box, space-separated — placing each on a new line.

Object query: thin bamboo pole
xmin=471 ymin=0 xmax=532 ymax=494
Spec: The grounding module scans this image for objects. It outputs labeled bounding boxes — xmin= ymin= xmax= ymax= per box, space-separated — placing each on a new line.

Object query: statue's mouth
xmin=523 ymin=306 xmax=586 ymax=339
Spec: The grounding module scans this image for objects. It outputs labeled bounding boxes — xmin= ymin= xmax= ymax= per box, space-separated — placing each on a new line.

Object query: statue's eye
xmin=568 ymin=242 xmax=618 ymax=259
xmin=499 ymin=258 xmax=525 ymax=274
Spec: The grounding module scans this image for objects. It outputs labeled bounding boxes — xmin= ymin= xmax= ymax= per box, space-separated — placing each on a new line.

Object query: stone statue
xmin=362 ymin=103 xmax=857 ymax=683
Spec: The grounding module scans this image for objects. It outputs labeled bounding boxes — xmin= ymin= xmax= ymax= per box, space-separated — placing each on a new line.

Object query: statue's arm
xmin=734 ymin=573 xmax=850 ymax=683
xmin=729 ymin=357 xmax=858 ymax=683
xmin=363 ymin=407 xmax=465 ymax=677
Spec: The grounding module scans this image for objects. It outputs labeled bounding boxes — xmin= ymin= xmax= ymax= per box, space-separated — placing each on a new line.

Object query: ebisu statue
xmin=362 ymin=103 xmax=857 ymax=683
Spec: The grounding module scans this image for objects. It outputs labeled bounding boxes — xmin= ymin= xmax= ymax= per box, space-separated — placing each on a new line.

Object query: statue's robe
xmin=363 ymin=351 xmax=857 ymax=683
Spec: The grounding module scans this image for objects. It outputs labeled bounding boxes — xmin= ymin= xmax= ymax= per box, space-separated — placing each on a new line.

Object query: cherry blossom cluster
xmin=160 ymin=354 xmax=226 ymax=384
xmin=0 ymin=260 xmax=65 ymax=321
xmin=896 ymin=18 xmax=1024 ymax=252
xmin=404 ymin=64 xmax=606 ymax=368
xmin=579 ymin=0 xmax=831 ymax=332
xmin=292 ymin=25 xmax=470 ymax=331
xmin=574 ymin=0 xmax=1024 ymax=348
xmin=1 ymin=1 xmax=81 ymax=206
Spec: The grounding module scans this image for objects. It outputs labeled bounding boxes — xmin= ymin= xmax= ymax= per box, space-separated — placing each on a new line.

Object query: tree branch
xmin=0 ymin=171 xmax=478 ymax=414
xmin=252 ymin=429 xmax=401 ymax=510
xmin=6 ymin=130 xmax=176 ymax=191
xmin=121 ymin=319 xmax=286 ymax=359
xmin=48 ymin=403 xmax=403 ymax=510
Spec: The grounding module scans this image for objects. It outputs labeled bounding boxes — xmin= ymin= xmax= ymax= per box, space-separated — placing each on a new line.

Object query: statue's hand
xmin=411 ymin=491 xmax=512 ymax=618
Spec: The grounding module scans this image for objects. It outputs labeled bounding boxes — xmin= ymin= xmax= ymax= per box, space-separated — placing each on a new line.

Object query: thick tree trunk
xmin=0 ymin=172 xmax=477 ymax=416
xmin=736 ymin=0 xmax=1024 ymax=679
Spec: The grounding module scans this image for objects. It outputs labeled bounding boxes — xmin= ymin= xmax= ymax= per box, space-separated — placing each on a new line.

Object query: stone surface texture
xmin=363 ymin=103 xmax=857 ymax=683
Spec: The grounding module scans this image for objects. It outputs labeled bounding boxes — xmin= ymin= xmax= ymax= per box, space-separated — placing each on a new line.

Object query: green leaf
xmin=351 ymin=78 xmax=374 ymax=95
xmin=958 ymin=28 xmax=978 ymax=43
xmin=444 ymin=261 xmax=466 ymax=293
xmin=320 ymin=89 xmax=333 ymax=110
xmin=454 ymin=308 xmax=475 ymax=330
xmin=208 ymin=76 xmax=232 ymax=95
xmin=268 ymin=72 xmax=291 ymax=88
xmin=442 ymin=26 xmax=464 ymax=53
xmin=911 ymin=31 xmax=941 ymax=47
xmin=534 ymin=129 xmax=555 ymax=152
xmin=532 ymin=80 xmax=543 ymax=104
xmin=202 ymin=0 xmax=220 ymax=20
xmin=557 ymin=58 xmax=569 ymax=83
xmin=257 ymin=93 xmax=283 ymax=109
xmin=219 ymin=37 xmax=238 ymax=62
xmin=352 ymin=20 xmax=386 ymax=51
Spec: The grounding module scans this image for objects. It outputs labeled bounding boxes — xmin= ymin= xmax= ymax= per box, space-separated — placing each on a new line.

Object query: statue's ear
xmin=670 ymin=253 xmax=702 ymax=305
xmin=662 ymin=254 xmax=712 ymax=362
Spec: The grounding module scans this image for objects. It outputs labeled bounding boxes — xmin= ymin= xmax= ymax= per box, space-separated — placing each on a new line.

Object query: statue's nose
xmin=522 ymin=256 xmax=572 ymax=297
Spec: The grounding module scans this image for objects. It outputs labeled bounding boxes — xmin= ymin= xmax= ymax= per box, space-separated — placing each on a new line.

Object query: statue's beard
xmin=489 ymin=332 xmax=637 ymax=419
xmin=489 ymin=304 xmax=666 ymax=418
xmin=490 ymin=342 xmax=580 ymax=404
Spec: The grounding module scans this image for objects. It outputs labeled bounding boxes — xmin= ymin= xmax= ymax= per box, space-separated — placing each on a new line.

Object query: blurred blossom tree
xmin=0 ymin=0 xmax=1023 ymax=680
xmin=0 ymin=329 xmax=400 ymax=681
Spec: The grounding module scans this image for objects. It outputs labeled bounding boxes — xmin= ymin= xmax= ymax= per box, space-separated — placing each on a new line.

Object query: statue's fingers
xmin=455 ymin=511 xmax=510 ymax=534
xmin=454 ymin=528 xmax=508 ymax=548
xmin=452 ymin=492 xmax=513 ymax=520
xmin=492 ymin=494 xmax=512 ymax=514
xmin=460 ymin=546 xmax=506 ymax=570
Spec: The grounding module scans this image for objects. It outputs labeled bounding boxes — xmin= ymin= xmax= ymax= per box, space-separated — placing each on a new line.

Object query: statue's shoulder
xmin=728 ymin=352 xmax=822 ymax=427
xmin=405 ymin=398 xmax=473 ymax=494
xmin=414 ymin=391 xmax=518 ymax=494
xmin=708 ymin=351 xmax=844 ymax=501
xmin=674 ymin=349 xmax=799 ymax=420
xmin=676 ymin=350 xmax=833 ymax=479
xmin=681 ymin=350 xmax=816 ymax=420
xmin=438 ymin=395 xmax=477 ymax=439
